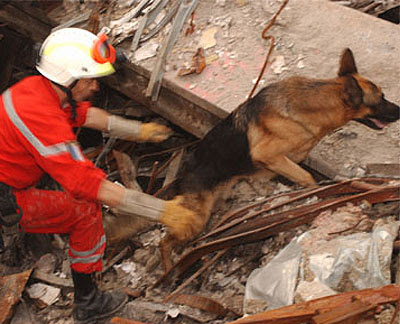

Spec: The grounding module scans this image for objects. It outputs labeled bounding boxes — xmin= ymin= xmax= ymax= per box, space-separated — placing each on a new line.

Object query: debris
xmin=244 ymin=234 xmax=302 ymax=311
xmin=177 ymin=47 xmax=206 ymax=76
xmin=129 ymin=0 xmax=169 ymax=53
xmin=226 ymin=284 xmax=400 ymax=324
xmin=216 ymin=0 xmax=226 ymax=7
xmin=172 ymin=293 xmax=240 ymax=317
xmin=113 ymin=150 xmax=142 ymax=191
xmin=121 ymin=300 xmax=216 ymax=323
xmin=244 ymin=217 xmax=399 ymax=313
xmin=111 ymin=317 xmax=150 ymax=324
xmin=31 ymin=269 xmax=73 ymax=288
xmin=0 ymin=269 xmax=32 ymax=324
xmin=103 ymin=246 xmax=131 ymax=274
xmin=198 ymin=26 xmax=218 ymax=49
xmin=162 ymin=148 xmax=184 ymax=187
xmin=113 ymin=260 xmax=142 ymax=287
xmin=165 ymin=307 xmax=180 ymax=319
xmin=34 ymin=253 xmax=57 ymax=274
xmin=140 ymin=0 xmax=181 ymax=43
xmin=270 ymin=55 xmax=287 ymax=74
xmin=366 ymin=163 xmax=400 ymax=177
xmin=26 ymin=283 xmax=60 ymax=308
xmin=331 ymin=0 xmax=400 ymax=17
xmin=145 ymin=0 xmax=200 ymax=101
xmin=51 ymin=12 xmax=91 ymax=32
xmin=162 ymin=249 xmax=228 ymax=302
xmin=295 ymin=280 xmax=337 ymax=303
xmin=311 ymin=299 xmax=376 ymax=324
xmin=110 ymin=0 xmax=151 ymax=30
xmin=158 ymin=178 xmax=400 ymax=284
xmin=122 ymin=287 xmax=144 ymax=299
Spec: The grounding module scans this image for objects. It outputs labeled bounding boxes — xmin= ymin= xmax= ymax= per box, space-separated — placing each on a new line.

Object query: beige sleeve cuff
xmin=107 ymin=115 xmax=142 ymax=140
xmin=115 ymin=188 xmax=165 ymax=222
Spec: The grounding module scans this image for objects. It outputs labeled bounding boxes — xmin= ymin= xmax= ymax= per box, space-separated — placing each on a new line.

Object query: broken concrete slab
xmin=119 ymin=0 xmax=399 ymax=179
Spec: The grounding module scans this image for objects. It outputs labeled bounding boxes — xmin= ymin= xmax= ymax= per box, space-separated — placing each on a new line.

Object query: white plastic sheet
xmin=244 ymin=219 xmax=399 ymax=314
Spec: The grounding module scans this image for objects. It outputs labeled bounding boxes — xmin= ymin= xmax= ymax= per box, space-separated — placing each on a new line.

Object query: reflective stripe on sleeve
xmin=2 ymin=89 xmax=84 ymax=161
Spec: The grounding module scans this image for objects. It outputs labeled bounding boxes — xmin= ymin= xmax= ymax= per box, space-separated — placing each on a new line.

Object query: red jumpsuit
xmin=0 ymin=76 xmax=106 ymax=273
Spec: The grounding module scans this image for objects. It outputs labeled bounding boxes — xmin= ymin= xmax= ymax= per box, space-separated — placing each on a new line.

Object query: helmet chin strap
xmin=52 ymin=80 xmax=79 ymax=122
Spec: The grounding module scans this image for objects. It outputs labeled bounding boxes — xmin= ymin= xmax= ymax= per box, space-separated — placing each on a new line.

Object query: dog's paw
xmin=159 ymin=196 xmax=202 ymax=242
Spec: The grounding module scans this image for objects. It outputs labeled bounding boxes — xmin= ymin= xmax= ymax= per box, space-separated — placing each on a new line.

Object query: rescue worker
xmin=0 ymin=27 xmax=199 ymax=324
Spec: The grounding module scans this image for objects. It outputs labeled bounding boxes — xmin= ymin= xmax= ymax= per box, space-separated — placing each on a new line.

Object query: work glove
xmin=115 ymin=189 xmax=201 ymax=242
xmin=107 ymin=115 xmax=173 ymax=142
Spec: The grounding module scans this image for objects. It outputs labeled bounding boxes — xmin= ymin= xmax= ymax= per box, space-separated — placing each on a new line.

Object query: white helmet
xmin=36 ymin=28 xmax=116 ymax=87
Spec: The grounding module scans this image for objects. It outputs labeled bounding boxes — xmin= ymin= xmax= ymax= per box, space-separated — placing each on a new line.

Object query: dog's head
xmin=339 ymin=48 xmax=399 ymax=129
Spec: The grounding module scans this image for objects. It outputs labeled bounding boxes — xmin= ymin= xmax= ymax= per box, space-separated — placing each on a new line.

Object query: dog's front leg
xmin=256 ymin=155 xmax=316 ymax=187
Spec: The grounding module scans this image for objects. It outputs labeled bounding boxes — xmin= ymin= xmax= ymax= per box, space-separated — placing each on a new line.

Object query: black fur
xmin=161 ymin=90 xmax=274 ymax=197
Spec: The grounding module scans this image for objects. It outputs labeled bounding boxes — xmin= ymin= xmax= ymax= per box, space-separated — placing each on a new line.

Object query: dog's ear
xmin=338 ymin=48 xmax=358 ymax=77
xmin=343 ymin=76 xmax=363 ymax=108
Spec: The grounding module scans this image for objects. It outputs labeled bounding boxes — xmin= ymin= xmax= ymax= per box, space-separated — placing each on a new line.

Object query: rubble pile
xmin=0 ymin=1 xmax=399 ymax=324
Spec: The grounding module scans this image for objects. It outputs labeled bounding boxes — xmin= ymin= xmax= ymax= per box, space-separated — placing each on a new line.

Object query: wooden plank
xmin=31 ymin=269 xmax=73 ymax=288
xmin=311 ymin=300 xmax=376 ymax=324
xmin=0 ymin=269 xmax=32 ymax=324
xmin=226 ymin=284 xmax=400 ymax=324
xmin=0 ymin=2 xmax=55 ymax=42
xmin=105 ymin=62 xmax=221 ymax=138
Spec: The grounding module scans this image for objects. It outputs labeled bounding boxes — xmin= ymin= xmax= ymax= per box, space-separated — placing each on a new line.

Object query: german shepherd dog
xmin=156 ymin=48 xmax=400 ymax=272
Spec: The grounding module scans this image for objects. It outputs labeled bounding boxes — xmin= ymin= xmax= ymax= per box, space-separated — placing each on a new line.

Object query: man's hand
xmin=103 ymin=115 xmax=173 ymax=143
xmin=136 ymin=122 xmax=173 ymax=143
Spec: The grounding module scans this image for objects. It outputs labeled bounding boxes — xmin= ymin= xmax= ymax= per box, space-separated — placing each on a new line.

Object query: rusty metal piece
xmin=158 ymin=180 xmax=399 ymax=283
xmin=154 ymin=150 xmax=181 ymax=179
xmin=162 ymin=249 xmax=228 ymax=302
xmin=123 ymin=287 xmax=144 ymax=299
xmin=225 ymin=284 xmax=400 ymax=324
xmin=145 ymin=151 xmax=182 ymax=193
xmin=172 ymin=293 xmax=240 ymax=317
xmin=111 ymin=317 xmax=150 ymax=324
xmin=113 ymin=150 xmax=142 ymax=192
xmin=146 ymin=161 xmax=159 ymax=193
xmin=137 ymin=139 xmax=200 ymax=163
xmin=162 ymin=148 xmax=184 ymax=187
xmin=185 ymin=11 xmax=196 ymax=36
xmin=177 ymin=47 xmax=206 ymax=76
xmin=0 ymin=269 xmax=32 ymax=324
xmin=198 ymin=178 xmax=394 ymax=243
xmin=248 ymin=0 xmax=289 ymax=99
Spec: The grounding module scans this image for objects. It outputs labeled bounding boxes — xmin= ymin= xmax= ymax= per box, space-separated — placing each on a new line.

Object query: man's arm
xmin=97 ymin=178 xmax=201 ymax=242
xmin=83 ymin=107 xmax=173 ymax=142
xmin=83 ymin=107 xmax=110 ymax=131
